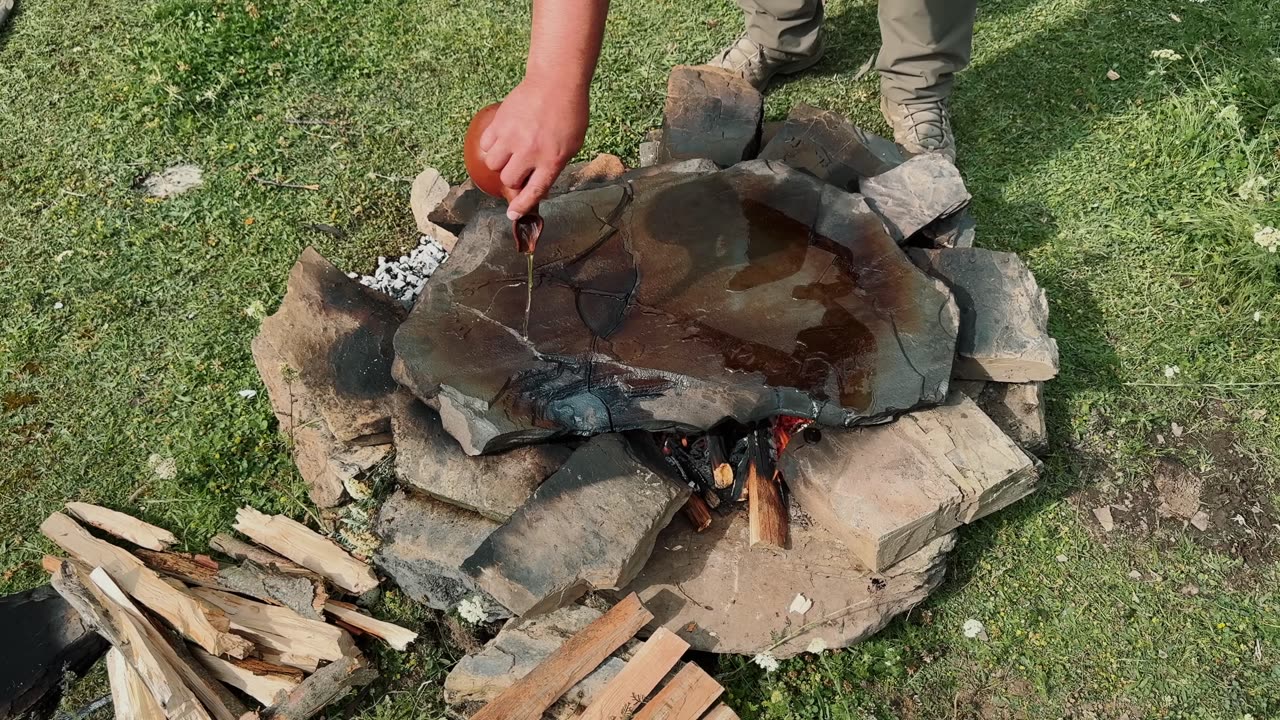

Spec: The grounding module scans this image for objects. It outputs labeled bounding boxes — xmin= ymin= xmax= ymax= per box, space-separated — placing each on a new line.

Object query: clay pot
xmin=463 ymin=101 xmax=543 ymax=254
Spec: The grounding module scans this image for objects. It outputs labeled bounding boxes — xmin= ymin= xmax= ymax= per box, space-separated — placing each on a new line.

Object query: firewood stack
xmin=39 ymin=502 xmax=415 ymax=720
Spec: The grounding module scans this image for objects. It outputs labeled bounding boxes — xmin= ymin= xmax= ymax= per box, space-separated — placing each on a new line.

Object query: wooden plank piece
xmin=232 ymin=508 xmax=378 ymax=595
xmin=89 ymin=568 xmax=247 ymax=720
xmin=260 ymin=654 xmax=377 ymax=720
xmin=322 ymin=600 xmax=417 ymax=651
xmin=192 ymin=648 xmax=301 ymax=707
xmin=49 ymin=560 xmax=211 ymax=720
xmin=702 ymin=703 xmax=740 ymax=720
xmin=65 ymin=502 xmax=177 ymax=551
xmin=107 ymin=647 xmax=166 ymax=720
xmin=579 ymin=627 xmax=689 ymax=720
xmin=189 ymin=587 xmax=353 ymax=666
xmin=746 ymin=463 xmax=787 ymax=548
xmin=631 ymin=663 xmax=723 ymax=720
xmin=471 ymin=593 xmax=654 ymax=720
xmin=41 ymin=512 xmax=252 ymax=658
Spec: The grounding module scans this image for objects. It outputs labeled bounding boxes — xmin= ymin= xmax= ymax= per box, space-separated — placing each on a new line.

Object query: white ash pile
xmin=350 ymin=234 xmax=449 ymax=307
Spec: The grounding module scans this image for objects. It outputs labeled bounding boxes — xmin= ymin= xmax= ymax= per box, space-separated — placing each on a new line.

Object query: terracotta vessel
xmin=464 ymin=102 xmax=543 ymax=253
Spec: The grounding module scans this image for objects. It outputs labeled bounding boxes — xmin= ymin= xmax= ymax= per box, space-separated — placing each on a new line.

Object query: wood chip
xmin=232 ymin=508 xmax=379 ymax=595
xmin=65 ymin=502 xmax=177 ymax=551
xmin=41 ymin=512 xmax=252 ymax=658
xmin=631 ymin=663 xmax=723 ymax=720
xmin=578 ymin=627 xmax=689 ymax=720
xmin=322 ymin=600 xmax=417 ymax=651
xmin=471 ymin=594 xmax=654 ymax=720
xmin=106 ymin=647 xmax=165 ymax=720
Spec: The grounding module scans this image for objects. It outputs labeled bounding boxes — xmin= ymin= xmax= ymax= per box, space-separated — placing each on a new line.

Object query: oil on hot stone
xmin=393 ymin=160 xmax=959 ymax=455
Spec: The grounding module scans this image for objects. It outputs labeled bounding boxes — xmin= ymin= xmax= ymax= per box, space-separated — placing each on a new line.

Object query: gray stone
xmin=140 ymin=164 xmax=204 ymax=198
xmin=921 ymin=210 xmax=976 ymax=249
xmin=623 ymin=510 xmax=955 ymax=658
xmin=779 ymin=393 xmax=1037 ymax=571
xmin=374 ymin=488 xmax=509 ymax=621
xmin=462 ymin=434 xmax=688 ymax=616
xmin=393 ymin=161 xmax=959 ymax=454
xmin=908 ymin=248 xmax=1060 ymax=382
xmin=392 ymin=394 xmax=572 ymax=522
xmin=860 ymin=154 xmax=971 ymax=241
xmin=444 ymin=604 xmax=629 ymax=706
xmin=658 ymin=65 xmax=763 ymax=167
xmin=427 ymin=179 xmax=501 ymax=233
xmin=0 ymin=0 xmax=12 ymax=31
xmin=975 ymin=381 xmax=1048 ymax=453
xmin=257 ymin=247 xmax=406 ymax=443
xmin=758 ymin=104 xmax=904 ymax=190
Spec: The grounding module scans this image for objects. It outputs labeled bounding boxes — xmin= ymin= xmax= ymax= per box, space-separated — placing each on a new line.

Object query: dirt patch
xmin=1078 ymin=416 xmax=1279 ymax=567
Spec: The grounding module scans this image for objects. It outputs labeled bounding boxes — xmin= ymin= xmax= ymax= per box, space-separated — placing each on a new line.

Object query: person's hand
xmin=480 ymin=76 xmax=589 ymax=220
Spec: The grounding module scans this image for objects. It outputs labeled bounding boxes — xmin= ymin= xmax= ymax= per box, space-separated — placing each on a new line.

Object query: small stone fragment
xmin=757 ymin=103 xmax=904 ymax=189
xmin=140 ymin=164 xmax=204 ymax=198
xmin=1093 ymin=506 xmax=1115 ymax=532
xmin=391 ymin=394 xmax=572 ymax=522
xmin=909 ymin=247 xmax=1060 ymax=382
xmin=780 ymin=393 xmax=1037 ymax=571
xmin=373 ymin=488 xmax=509 ymax=621
xmin=962 ymin=618 xmax=988 ymax=641
xmin=1106 ymin=69 xmax=1121 ymax=81
xmin=443 ymin=604 xmax=629 ymax=705
xmin=974 ymin=381 xmax=1048 ymax=453
xmin=788 ymin=594 xmax=812 ymax=614
xmin=638 ymin=142 xmax=661 ymax=168
xmin=410 ymin=168 xmax=451 ymax=235
xmin=1189 ymin=510 xmax=1210 ymax=531
xmin=658 ymin=65 xmax=763 ymax=167
xmin=1128 ymin=570 xmax=1143 ymax=581
xmin=551 ymin=154 xmax=628 ymax=194
xmin=861 ymin=154 xmax=971 ymax=241
xmin=463 ymin=434 xmax=689 ymax=616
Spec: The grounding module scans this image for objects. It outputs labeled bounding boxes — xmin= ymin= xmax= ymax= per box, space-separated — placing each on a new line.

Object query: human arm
xmin=479 ymin=0 xmax=610 ymax=220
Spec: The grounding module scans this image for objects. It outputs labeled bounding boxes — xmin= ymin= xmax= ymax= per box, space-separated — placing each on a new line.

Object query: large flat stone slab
xmin=392 ymin=394 xmax=572 ymax=522
xmin=658 ymin=65 xmax=763 ymax=167
xmin=860 ymin=154 xmax=971 ymax=242
xmin=257 ymin=247 xmax=406 ymax=443
xmin=908 ymin=248 xmax=1059 ymax=382
xmin=374 ymin=489 xmax=510 ymax=621
xmin=444 ymin=604 xmax=629 ymax=706
xmin=394 ymin=160 xmax=959 ymax=454
xmin=462 ymin=434 xmax=688 ymax=616
xmin=780 ymin=394 xmax=1037 ymax=571
xmin=623 ymin=511 xmax=954 ymax=658
xmin=757 ymin=103 xmax=904 ymax=190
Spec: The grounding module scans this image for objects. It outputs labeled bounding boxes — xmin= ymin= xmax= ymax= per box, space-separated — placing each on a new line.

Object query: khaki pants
xmin=737 ymin=0 xmax=977 ymax=103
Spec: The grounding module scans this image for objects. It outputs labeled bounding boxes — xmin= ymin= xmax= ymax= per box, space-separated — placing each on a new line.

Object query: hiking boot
xmin=707 ymin=33 xmax=824 ymax=92
xmin=880 ymin=96 xmax=956 ymax=161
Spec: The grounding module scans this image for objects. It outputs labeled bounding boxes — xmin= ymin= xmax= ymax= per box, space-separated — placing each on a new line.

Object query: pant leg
xmin=876 ymin=0 xmax=977 ymax=104
xmin=738 ymin=0 xmax=824 ymax=56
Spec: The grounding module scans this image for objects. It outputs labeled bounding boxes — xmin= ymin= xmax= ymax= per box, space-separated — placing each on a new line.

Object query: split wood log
xmin=106 ymin=648 xmax=166 ymax=720
xmin=135 ymin=550 xmax=328 ymax=620
xmin=578 ymin=627 xmax=689 ymax=720
xmin=680 ymin=495 xmax=713 ymax=533
xmin=89 ymin=567 xmax=248 ymax=720
xmin=260 ymin=654 xmax=377 ymax=720
xmin=192 ymin=649 xmax=302 ymax=707
xmin=65 ymin=502 xmax=177 ymax=551
xmin=48 ymin=560 xmax=211 ymax=720
xmin=209 ymin=535 xmax=315 ymax=577
xmin=630 ymin=663 xmax=723 ymax=720
xmin=745 ymin=432 xmax=787 ymax=548
xmin=41 ymin=512 xmax=252 ymax=658
xmin=257 ymin=650 xmax=319 ymax=674
xmin=188 ymin=588 xmax=355 ymax=668
xmin=471 ymin=594 xmax=653 ymax=720
xmin=232 ymin=508 xmax=378 ymax=595
xmin=703 ymin=703 xmax=741 ymax=720
xmin=322 ymin=600 xmax=417 ymax=651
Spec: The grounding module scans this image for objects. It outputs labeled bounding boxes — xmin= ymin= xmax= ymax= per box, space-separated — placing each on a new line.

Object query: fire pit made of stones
xmin=250 ymin=64 xmax=1059 ymax=712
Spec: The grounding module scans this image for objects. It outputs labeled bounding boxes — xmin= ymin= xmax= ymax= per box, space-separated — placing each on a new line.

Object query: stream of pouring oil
xmin=524 ymin=252 xmax=533 ymax=338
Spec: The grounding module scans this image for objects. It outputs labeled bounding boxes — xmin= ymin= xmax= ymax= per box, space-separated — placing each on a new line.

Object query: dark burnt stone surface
xmin=860 ymin=153 xmax=971 ymax=242
xmin=758 ymin=103 xmax=905 ymax=190
xmin=394 ymin=160 xmax=958 ymax=455
xmin=658 ymin=65 xmax=763 ymax=167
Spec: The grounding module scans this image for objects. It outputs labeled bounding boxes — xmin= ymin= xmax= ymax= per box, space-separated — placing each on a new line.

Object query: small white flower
xmin=1253 ymin=225 xmax=1280 ymax=253
xmin=1169 ymin=12 xmax=1181 ymax=21
xmin=1150 ymin=49 xmax=1183 ymax=61
xmin=805 ymin=638 xmax=828 ymax=654
xmin=962 ymin=619 xmax=987 ymax=640
xmin=752 ymin=652 xmax=781 ymax=673
xmin=1254 ymin=311 xmax=1264 ymax=322
xmin=457 ymin=597 xmax=487 ymax=624
xmin=1216 ymin=104 xmax=1241 ymax=124
xmin=789 ymin=594 xmax=813 ymax=614
xmin=1164 ymin=365 xmax=1181 ymax=379
xmin=244 ymin=300 xmax=267 ymax=321
xmin=237 ymin=389 xmax=257 ymax=399
xmin=55 ymin=250 xmax=74 ymax=262
xmin=53 ymin=301 xmax=64 ymax=310
xmin=147 ymin=453 xmax=177 ymax=481
xmin=1238 ymin=176 xmax=1270 ymax=201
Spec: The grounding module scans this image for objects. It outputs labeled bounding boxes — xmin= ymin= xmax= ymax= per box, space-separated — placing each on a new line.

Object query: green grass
xmin=3 ymin=0 xmax=1280 ymax=717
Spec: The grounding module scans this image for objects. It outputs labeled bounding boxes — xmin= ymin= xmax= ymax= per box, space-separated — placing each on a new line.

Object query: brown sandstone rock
xmin=974 ymin=381 xmax=1047 ymax=453
xmin=908 ymin=248 xmax=1059 ymax=382
xmin=410 ymin=168 xmax=451 ymax=235
xmin=658 ymin=65 xmax=763 ymax=167
xmin=757 ymin=104 xmax=904 ymax=190
xmin=780 ymin=393 xmax=1037 ymax=571
xmin=462 ymin=434 xmax=688 ymax=616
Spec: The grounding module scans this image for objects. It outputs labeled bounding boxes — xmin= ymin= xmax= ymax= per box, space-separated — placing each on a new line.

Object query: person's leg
xmin=876 ymin=0 xmax=976 ymax=104
xmin=876 ymin=0 xmax=976 ymax=158
xmin=708 ymin=0 xmax=825 ymax=90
